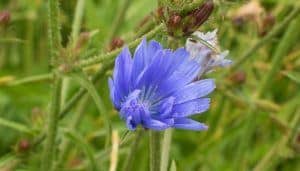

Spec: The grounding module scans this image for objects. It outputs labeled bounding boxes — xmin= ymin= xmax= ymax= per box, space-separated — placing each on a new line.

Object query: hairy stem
xmin=76 ymin=23 xmax=164 ymax=69
xmin=41 ymin=0 xmax=62 ymax=170
xmin=41 ymin=75 xmax=62 ymax=170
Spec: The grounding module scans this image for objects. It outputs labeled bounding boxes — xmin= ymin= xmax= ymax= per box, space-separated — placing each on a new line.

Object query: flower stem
xmin=149 ymin=130 xmax=161 ymax=171
xmin=160 ymin=129 xmax=172 ymax=171
xmin=122 ymin=129 xmax=143 ymax=171
xmin=41 ymin=0 xmax=62 ymax=170
xmin=41 ymin=75 xmax=62 ymax=170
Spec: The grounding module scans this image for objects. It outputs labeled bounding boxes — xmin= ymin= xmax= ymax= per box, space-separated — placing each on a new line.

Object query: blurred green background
xmin=1 ymin=0 xmax=300 ymax=170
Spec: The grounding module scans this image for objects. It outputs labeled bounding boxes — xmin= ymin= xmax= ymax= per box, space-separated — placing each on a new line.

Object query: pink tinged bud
xmin=229 ymin=71 xmax=247 ymax=84
xmin=108 ymin=37 xmax=124 ymax=51
xmin=18 ymin=139 xmax=31 ymax=153
xmin=0 ymin=10 xmax=10 ymax=26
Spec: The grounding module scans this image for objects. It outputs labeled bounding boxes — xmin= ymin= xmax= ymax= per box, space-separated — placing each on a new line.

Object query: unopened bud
xmin=168 ymin=14 xmax=181 ymax=27
xmin=108 ymin=37 xmax=124 ymax=51
xmin=18 ymin=139 xmax=30 ymax=153
xmin=0 ymin=10 xmax=10 ymax=26
xmin=156 ymin=7 xmax=165 ymax=20
xmin=229 ymin=71 xmax=247 ymax=84
xmin=183 ymin=0 xmax=214 ymax=36
xmin=260 ymin=13 xmax=275 ymax=37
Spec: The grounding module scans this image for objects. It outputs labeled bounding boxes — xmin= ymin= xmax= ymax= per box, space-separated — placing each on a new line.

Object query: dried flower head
xmin=186 ymin=30 xmax=232 ymax=77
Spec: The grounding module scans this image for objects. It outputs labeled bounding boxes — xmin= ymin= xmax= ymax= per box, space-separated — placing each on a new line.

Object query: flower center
xmin=120 ymin=90 xmax=150 ymax=130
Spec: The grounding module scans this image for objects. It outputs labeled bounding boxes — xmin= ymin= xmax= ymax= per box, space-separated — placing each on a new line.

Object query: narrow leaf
xmin=64 ymin=129 xmax=98 ymax=171
xmin=70 ymin=72 xmax=111 ymax=146
xmin=282 ymin=71 xmax=300 ymax=84
xmin=0 ymin=118 xmax=33 ymax=134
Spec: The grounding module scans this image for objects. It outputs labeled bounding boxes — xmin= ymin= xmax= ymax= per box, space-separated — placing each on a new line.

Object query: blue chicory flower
xmin=108 ymin=39 xmax=215 ymax=131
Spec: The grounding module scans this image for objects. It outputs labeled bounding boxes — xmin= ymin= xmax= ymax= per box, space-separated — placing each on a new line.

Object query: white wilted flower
xmin=185 ymin=29 xmax=232 ymax=78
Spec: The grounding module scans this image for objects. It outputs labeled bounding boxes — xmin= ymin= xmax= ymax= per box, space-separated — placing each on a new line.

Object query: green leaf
xmin=282 ymin=71 xmax=300 ymax=84
xmin=63 ymin=129 xmax=98 ymax=171
xmin=70 ymin=72 xmax=111 ymax=146
xmin=0 ymin=118 xmax=33 ymax=134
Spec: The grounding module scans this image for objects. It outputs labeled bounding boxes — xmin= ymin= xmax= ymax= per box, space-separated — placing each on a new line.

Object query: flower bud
xmin=260 ymin=13 xmax=275 ymax=37
xmin=183 ymin=0 xmax=214 ymax=36
xmin=229 ymin=71 xmax=247 ymax=84
xmin=0 ymin=10 xmax=10 ymax=27
xmin=108 ymin=37 xmax=124 ymax=51
xmin=166 ymin=1 xmax=214 ymax=37
xmin=17 ymin=139 xmax=31 ymax=153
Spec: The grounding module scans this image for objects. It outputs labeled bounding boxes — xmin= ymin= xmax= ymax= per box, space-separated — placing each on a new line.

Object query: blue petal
xmin=144 ymin=118 xmax=170 ymax=130
xmin=173 ymin=79 xmax=215 ymax=104
xmin=157 ymin=59 xmax=200 ymax=98
xmin=155 ymin=96 xmax=175 ymax=118
xmin=160 ymin=48 xmax=190 ymax=79
xmin=172 ymin=98 xmax=210 ymax=117
xmin=113 ymin=47 xmax=133 ymax=103
xmin=131 ymin=38 xmax=148 ymax=84
xmin=147 ymin=40 xmax=163 ymax=63
xmin=134 ymin=49 xmax=173 ymax=89
xmin=108 ymin=78 xmax=121 ymax=109
xmin=173 ymin=118 xmax=208 ymax=130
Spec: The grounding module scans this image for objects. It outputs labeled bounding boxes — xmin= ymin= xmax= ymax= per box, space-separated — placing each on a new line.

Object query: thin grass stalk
xmin=149 ymin=130 xmax=161 ymax=171
xmin=106 ymin=0 xmax=131 ymax=44
xmin=71 ymin=0 xmax=85 ymax=45
xmin=54 ymin=95 xmax=89 ymax=170
xmin=122 ymin=129 xmax=143 ymax=171
xmin=257 ymin=14 xmax=300 ymax=97
xmin=160 ymin=129 xmax=172 ymax=171
xmin=228 ymin=8 xmax=300 ymax=74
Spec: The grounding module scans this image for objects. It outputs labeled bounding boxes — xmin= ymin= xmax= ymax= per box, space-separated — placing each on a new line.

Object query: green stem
xmin=76 ymin=23 xmax=164 ymax=69
xmin=8 ymin=73 xmax=52 ymax=86
xmin=149 ymin=130 xmax=161 ymax=171
xmin=54 ymin=95 xmax=89 ymax=170
xmin=41 ymin=0 xmax=62 ymax=170
xmin=48 ymin=0 xmax=61 ymax=64
xmin=257 ymin=14 xmax=300 ymax=97
xmin=122 ymin=129 xmax=143 ymax=171
xmin=228 ymin=8 xmax=300 ymax=74
xmin=32 ymin=62 xmax=112 ymax=146
xmin=160 ymin=129 xmax=172 ymax=171
xmin=71 ymin=0 xmax=85 ymax=46
xmin=41 ymin=75 xmax=62 ymax=171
